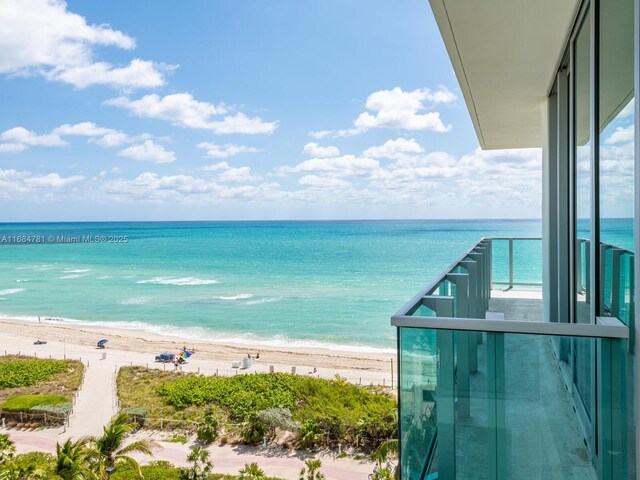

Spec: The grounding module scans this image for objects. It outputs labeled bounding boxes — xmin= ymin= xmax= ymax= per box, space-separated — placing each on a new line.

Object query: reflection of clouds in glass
xmin=600 ymin=98 xmax=634 ymax=218
xmin=605 ymin=125 xmax=634 ymax=144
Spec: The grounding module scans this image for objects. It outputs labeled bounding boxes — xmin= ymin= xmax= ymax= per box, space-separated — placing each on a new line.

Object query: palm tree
xmin=371 ymin=438 xmax=399 ymax=480
xmin=0 ymin=433 xmax=16 ymax=463
xmin=238 ymin=462 xmax=266 ymax=480
xmin=298 ymin=459 xmax=325 ymax=480
xmin=89 ymin=412 xmax=156 ymax=477
xmin=179 ymin=446 xmax=213 ymax=480
xmin=53 ymin=438 xmax=97 ymax=480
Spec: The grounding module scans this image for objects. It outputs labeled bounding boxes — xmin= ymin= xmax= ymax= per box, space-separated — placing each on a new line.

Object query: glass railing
xmin=491 ymin=237 xmax=542 ymax=289
xmin=392 ymin=238 xmax=636 ymax=480
xmin=396 ymin=323 xmax=632 ymax=480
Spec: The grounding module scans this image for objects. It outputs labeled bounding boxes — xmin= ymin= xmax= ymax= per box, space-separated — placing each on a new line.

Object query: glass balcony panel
xmin=398 ymin=327 xmax=634 ymax=480
xmin=511 ymin=239 xmax=542 ymax=287
xmin=399 ymin=327 xmax=438 ymax=480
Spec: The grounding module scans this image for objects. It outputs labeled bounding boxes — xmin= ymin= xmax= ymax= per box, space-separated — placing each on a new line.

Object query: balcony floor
xmin=453 ymin=289 xmax=597 ymax=479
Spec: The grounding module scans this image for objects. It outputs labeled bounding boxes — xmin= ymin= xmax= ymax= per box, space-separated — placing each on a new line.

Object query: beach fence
xmin=1 ymin=349 xmax=398 ymax=391
xmin=0 ymin=410 xmax=67 ymax=429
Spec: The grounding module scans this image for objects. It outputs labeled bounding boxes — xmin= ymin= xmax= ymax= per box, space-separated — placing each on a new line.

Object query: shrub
xmin=111 ymin=460 xmax=180 ymax=480
xmin=255 ymin=408 xmax=297 ymax=441
xmin=122 ymin=406 xmax=149 ymax=427
xmin=196 ymin=410 xmax=219 ymax=444
xmin=241 ymin=415 xmax=267 ymax=445
xmin=0 ymin=395 xmax=67 ymax=412
xmin=0 ymin=451 xmax=55 ymax=478
xmin=298 ymin=420 xmax=322 ymax=449
xmin=134 ymin=371 xmax=396 ymax=451
xmin=31 ymin=403 xmax=72 ymax=416
xmin=0 ymin=359 xmax=68 ymax=389
xmin=238 ymin=462 xmax=266 ymax=480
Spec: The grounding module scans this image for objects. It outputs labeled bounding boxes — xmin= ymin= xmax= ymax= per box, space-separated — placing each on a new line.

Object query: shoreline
xmin=0 ymin=312 xmax=396 ymax=356
xmin=0 ymin=317 xmax=397 ymax=386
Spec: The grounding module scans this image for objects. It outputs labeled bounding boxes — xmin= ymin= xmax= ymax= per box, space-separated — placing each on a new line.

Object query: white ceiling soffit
xmin=429 ymin=0 xmax=579 ymax=149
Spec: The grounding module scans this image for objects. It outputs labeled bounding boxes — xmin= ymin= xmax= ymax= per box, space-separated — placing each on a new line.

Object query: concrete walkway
xmin=65 ymin=359 xmax=117 ymax=438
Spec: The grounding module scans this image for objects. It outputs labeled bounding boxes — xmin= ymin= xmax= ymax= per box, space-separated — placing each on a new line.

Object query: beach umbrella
xmin=98 ymin=339 xmax=109 ymax=344
xmin=181 ymin=348 xmax=194 ymax=359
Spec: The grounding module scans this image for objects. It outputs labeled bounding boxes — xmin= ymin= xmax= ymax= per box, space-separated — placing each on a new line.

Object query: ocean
xmin=0 ymin=219 xmax=631 ymax=352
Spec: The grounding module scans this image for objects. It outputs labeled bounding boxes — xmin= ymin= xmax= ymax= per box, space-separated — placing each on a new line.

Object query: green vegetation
xmin=196 ymin=410 xmax=219 ymax=444
xmin=117 ymin=368 xmax=396 ymax=451
xmin=0 ymin=430 xmax=313 ymax=480
xmin=0 ymin=357 xmax=68 ymax=389
xmin=0 ymin=356 xmax=84 ymax=412
xmin=0 ymin=394 xmax=68 ymax=411
xmin=90 ymin=412 xmax=156 ymax=475
xmin=298 ymin=459 xmax=325 ymax=480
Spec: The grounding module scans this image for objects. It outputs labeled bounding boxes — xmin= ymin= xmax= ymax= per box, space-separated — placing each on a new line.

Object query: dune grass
xmin=0 ymin=355 xmax=84 ymax=403
xmin=117 ymin=366 xmax=397 ymax=450
xmin=0 ymin=394 xmax=67 ymax=412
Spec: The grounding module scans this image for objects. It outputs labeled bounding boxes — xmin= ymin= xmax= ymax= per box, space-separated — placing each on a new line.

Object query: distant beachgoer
xmin=256 ymin=351 xmax=260 ymax=359
xmin=38 ymin=316 xmax=41 ymax=324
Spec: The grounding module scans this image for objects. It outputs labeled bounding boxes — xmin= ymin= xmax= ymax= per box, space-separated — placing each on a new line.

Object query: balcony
xmin=391 ymin=238 xmax=635 ymax=480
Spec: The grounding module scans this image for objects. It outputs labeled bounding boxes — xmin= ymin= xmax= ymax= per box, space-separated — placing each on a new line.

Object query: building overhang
xmin=429 ymin=0 xmax=580 ymax=149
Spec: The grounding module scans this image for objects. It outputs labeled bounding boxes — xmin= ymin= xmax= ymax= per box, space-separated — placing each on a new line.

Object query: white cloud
xmin=101 ymin=172 xmax=278 ymax=202
xmin=0 ymin=143 xmax=27 ymax=154
xmin=302 ymin=142 xmax=340 ymax=158
xmin=46 ymin=59 xmax=172 ymax=89
xmin=276 ymin=155 xmax=381 ymax=178
xmin=0 ymin=126 xmax=67 ymax=149
xmin=203 ymin=162 xmax=231 ymax=172
xmin=25 ymin=172 xmax=84 ymax=188
xmin=0 ymin=0 xmax=172 ymax=89
xmin=106 ymin=93 xmax=278 ymax=134
xmin=363 ymin=138 xmax=424 ymax=159
xmin=309 ymin=130 xmax=331 ymax=139
xmin=117 ymin=140 xmax=176 ymax=163
xmin=0 ymin=168 xmax=83 ymax=196
xmin=329 ymin=86 xmax=455 ymax=137
xmin=53 ymin=121 xmax=145 ymax=148
xmin=201 ymin=161 xmax=260 ymax=182
xmin=53 ymin=121 xmax=113 ymax=137
xmin=197 ymin=142 xmax=260 ymax=158
xmin=95 ymin=132 xmax=131 ymax=148
xmin=299 ymin=175 xmax=352 ymax=189
xmin=605 ymin=125 xmax=634 ymax=145
xmin=217 ymin=166 xmax=260 ymax=183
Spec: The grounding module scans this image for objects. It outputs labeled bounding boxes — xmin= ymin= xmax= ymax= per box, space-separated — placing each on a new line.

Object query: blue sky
xmin=0 ymin=0 xmax=543 ymax=221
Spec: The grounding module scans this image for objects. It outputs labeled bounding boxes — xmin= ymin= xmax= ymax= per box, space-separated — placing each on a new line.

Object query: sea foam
xmin=137 ymin=277 xmax=218 ymax=286
xmin=118 ymin=296 xmax=151 ymax=305
xmin=244 ymin=297 xmax=282 ymax=305
xmin=218 ymin=294 xmax=253 ymax=301
xmin=0 ymin=288 xmax=25 ymax=296
xmin=0 ymin=313 xmax=395 ymax=355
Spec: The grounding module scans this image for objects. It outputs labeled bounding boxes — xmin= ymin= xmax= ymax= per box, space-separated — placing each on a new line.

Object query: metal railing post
xmin=508 ymin=238 xmax=514 ymax=290
xmin=610 ymin=249 xmax=623 ymax=318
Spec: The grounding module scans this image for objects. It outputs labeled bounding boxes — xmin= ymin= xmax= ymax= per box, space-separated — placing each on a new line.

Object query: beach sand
xmin=0 ymin=317 xmax=394 ymax=479
xmin=0 ymin=317 xmax=396 ymax=386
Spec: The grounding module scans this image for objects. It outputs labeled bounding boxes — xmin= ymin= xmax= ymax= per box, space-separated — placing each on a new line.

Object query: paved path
xmin=65 ymin=359 xmax=117 ymax=438
xmin=3 ymin=429 xmax=375 ymax=480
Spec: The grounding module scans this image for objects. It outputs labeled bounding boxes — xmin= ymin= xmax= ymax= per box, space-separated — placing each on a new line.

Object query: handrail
xmin=393 ymin=238 xmax=488 ymax=317
xmin=391 ymin=315 xmax=628 ymax=339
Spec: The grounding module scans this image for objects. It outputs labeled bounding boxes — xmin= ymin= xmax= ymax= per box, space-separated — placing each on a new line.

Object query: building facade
xmin=392 ymin=0 xmax=638 ymax=478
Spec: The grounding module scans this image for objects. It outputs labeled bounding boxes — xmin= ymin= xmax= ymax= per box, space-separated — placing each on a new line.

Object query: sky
xmin=0 ymin=0 xmax=545 ymax=221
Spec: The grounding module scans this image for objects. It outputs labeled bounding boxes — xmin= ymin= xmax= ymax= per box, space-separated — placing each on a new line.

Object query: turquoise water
xmin=0 ymin=219 xmax=626 ymax=352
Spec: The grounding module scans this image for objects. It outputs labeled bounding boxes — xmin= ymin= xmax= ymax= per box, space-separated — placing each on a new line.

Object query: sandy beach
xmin=0 ymin=317 xmax=396 ymax=387
xmin=0 ymin=316 xmax=395 ymax=479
